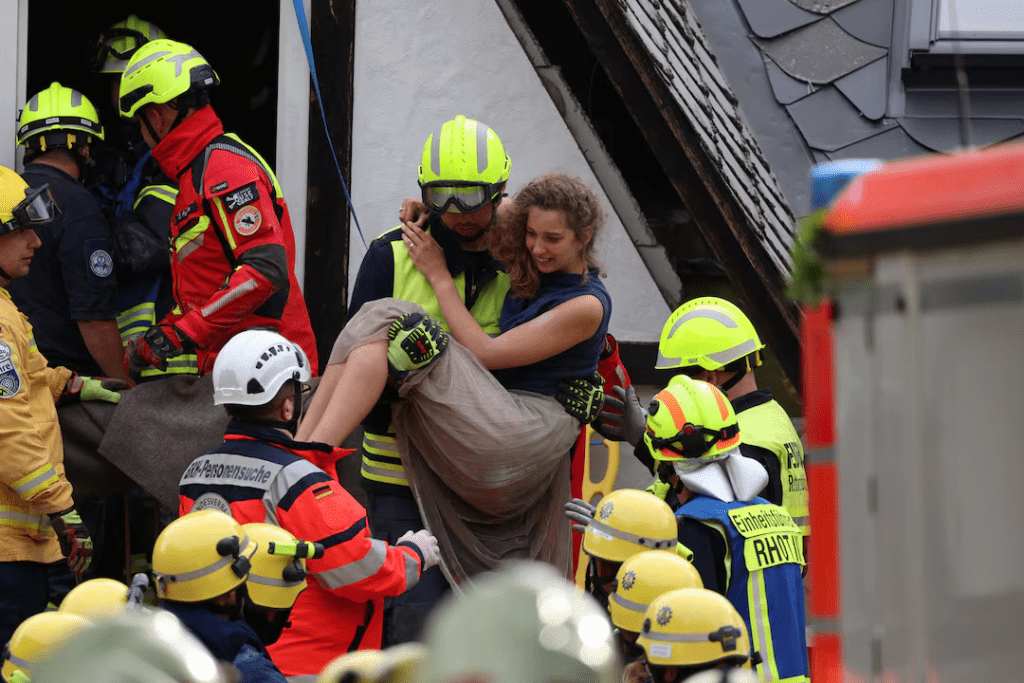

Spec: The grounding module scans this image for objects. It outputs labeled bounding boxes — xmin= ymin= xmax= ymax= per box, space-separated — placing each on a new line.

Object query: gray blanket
xmin=57 ymin=375 xmax=229 ymax=512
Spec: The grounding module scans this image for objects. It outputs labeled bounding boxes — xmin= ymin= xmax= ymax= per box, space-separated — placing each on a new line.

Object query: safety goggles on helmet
xmin=646 ymin=416 xmax=739 ymax=459
xmin=1 ymin=185 xmax=60 ymax=235
xmin=420 ymin=180 xmax=503 ymax=214
xmin=89 ymin=28 xmax=149 ymax=73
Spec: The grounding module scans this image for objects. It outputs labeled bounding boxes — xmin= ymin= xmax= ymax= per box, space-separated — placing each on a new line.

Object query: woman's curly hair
xmin=493 ymin=173 xmax=604 ymax=299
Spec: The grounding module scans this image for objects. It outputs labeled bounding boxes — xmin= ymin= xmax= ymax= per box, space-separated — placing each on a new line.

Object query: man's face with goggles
xmin=420 ymin=181 xmax=504 ymax=244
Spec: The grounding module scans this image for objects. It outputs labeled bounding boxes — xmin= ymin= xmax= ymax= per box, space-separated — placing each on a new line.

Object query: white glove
xmin=398 ymin=529 xmax=441 ymax=570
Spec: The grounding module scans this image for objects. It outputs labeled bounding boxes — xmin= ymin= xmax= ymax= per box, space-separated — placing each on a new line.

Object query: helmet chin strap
xmin=718 ymin=368 xmax=746 ymax=394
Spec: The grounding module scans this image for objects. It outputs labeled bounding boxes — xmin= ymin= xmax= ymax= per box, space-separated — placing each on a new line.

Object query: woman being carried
xmin=297 ymin=173 xmax=611 ymax=584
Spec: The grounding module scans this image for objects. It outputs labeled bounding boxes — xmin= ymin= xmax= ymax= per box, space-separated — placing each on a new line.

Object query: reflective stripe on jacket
xmin=677 ymin=495 xmax=809 ymax=683
xmin=178 ymin=421 xmax=422 ymax=675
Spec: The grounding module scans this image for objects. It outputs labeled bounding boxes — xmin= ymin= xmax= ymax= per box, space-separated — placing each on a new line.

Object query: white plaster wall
xmin=350 ymin=0 xmax=670 ymax=342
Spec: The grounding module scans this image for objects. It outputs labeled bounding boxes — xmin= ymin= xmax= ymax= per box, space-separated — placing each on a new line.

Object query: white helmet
xmin=212 ymin=329 xmax=311 ymax=406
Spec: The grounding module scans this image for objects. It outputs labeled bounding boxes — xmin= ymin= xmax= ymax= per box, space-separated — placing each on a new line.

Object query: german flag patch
xmin=313 ymin=484 xmax=334 ymax=500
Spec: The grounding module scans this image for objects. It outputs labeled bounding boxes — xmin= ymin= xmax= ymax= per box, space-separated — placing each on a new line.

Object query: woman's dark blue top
xmin=492 ymin=268 xmax=611 ymax=395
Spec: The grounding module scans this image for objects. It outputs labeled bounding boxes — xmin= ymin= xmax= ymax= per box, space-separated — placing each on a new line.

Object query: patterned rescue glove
xmin=397 ymin=529 xmax=441 ymax=570
xmin=48 ymin=508 xmax=93 ymax=574
xmin=595 ymin=385 xmax=647 ymax=445
xmin=387 ymin=313 xmax=449 ymax=378
xmin=60 ymin=373 xmax=124 ymax=405
xmin=555 ymin=370 xmax=605 ymax=425
xmin=124 ymin=324 xmax=191 ymax=378
xmin=564 ymin=498 xmax=597 ymax=534
xmin=646 ymin=476 xmax=673 ymax=501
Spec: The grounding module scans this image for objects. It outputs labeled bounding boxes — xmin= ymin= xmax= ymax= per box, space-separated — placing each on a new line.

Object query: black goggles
xmin=420 ymin=181 xmax=503 ymax=214
xmin=88 ymin=28 xmax=147 ymax=72
xmin=647 ymin=417 xmax=739 ymax=459
xmin=1 ymin=184 xmax=60 ymax=235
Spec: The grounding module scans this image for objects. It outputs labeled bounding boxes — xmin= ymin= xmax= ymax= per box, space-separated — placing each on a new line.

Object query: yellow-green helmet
xmin=419 ymin=562 xmax=620 ymax=683
xmin=2 ymin=612 xmax=92 ymax=682
xmin=637 ymin=588 xmax=750 ymax=670
xmin=583 ymin=489 xmax=680 ymax=564
xmin=609 ymin=551 xmax=703 ymax=634
xmin=643 ymin=377 xmax=740 ymax=463
xmin=417 ymin=115 xmax=511 ymax=214
xmin=656 ymin=297 xmax=764 ymax=373
xmin=0 ymin=166 xmax=59 ymax=235
xmin=119 ymin=39 xmax=219 ymax=119
xmin=90 ymin=15 xmax=168 ymax=74
xmin=30 ymin=611 xmax=226 ymax=683
xmin=241 ymin=523 xmax=311 ymax=610
xmin=152 ymin=510 xmax=255 ymax=603
xmin=318 ymin=643 xmax=425 ymax=683
xmin=17 ymin=83 xmax=104 ymax=150
xmin=59 ymin=578 xmax=129 ymax=621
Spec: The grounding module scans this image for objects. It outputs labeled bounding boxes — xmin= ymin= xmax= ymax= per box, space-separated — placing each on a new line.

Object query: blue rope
xmin=291 ymin=0 xmax=366 ymax=248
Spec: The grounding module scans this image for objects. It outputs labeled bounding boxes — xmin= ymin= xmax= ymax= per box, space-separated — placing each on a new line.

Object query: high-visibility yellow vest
xmin=736 ymin=398 xmax=811 ymax=536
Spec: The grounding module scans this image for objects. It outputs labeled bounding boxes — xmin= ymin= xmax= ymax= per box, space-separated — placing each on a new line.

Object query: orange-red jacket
xmin=150 ymin=105 xmax=318 ymax=375
xmin=179 ymin=421 xmax=423 ymax=675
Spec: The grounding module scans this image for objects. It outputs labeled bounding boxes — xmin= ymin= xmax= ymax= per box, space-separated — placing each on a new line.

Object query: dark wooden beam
xmin=303 ymin=0 xmax=356 ymax=373
xmin=559 ymin=0 xmax=802 ymax=389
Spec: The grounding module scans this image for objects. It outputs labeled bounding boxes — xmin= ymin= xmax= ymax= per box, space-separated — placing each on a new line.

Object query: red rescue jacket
xmin=150 ymin=106 xmax=318 ymax=375
xmin=179 ymin=421 xmax=423 ymax=675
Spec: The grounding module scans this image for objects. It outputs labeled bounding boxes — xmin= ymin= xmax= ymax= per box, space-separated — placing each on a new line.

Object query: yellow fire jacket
xmin=0 ymin=287 xmax=74 ymax=563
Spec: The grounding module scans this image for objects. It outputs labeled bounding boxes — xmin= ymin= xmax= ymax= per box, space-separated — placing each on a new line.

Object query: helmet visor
xmin=420 ymin=181 xmax=499 ymax=214
xmin=2 ymin=184 xmax=60 ymax=234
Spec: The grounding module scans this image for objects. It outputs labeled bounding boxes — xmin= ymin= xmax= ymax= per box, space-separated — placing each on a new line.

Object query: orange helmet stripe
xmin=655 ymin=389 xmax=687 ymax=429
xmin=711 ymin=385 xmax=731 ymax=420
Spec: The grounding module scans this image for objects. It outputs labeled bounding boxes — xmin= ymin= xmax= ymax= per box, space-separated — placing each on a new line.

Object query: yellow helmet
xmin=637 ymin=589 xmax=750 ymax=670
xmin=380 ymin=643 xmax=426 ymax=683
xmin=609 ymin=551 xmax=703 ymax=634
xmin=17 ymin=83 xmax=104 ymax=150
xmin=90 ymin=15 xmax=168 ymax=75
xmin=242 ymin=523 xmax=319 ymax=610
xmin=656 ymin=297 xmax=764 ymax=373
xmin=417 ymin=115 xmax=511 ymax=214
xmin=316 ymin=650 xmax=387 ymax=683
xmin=30 ymin=611 xmax=225 ymax=683
xmin=583 ymin=489 xmax=679 ymax=564
xmin=419 ymin=562 xmax=620 ymax=683
xmin=643 ymin=377 xmax=740 ymax=463
xmin=119 ymin=39 xmax=219 ymax=119
xmin=59 ymin=578 xmax=129 ymax=620
xmin=152 ymin=510 xmax=256 ymax=603
xmin=0 ymin=167 xmax=59 ymax=236
xmin=2 ymin=612 xmax=91 ymax=682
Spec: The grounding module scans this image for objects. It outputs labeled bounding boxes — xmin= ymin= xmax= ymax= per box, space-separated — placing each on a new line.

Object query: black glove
xmin=555 ymin=370 xmax=605 ymax=425
xmin=564 ymin=498 xmax=597 ymax=534
xmin=387 ymin=313 xmax=449 ymax=378
xmin=594 ymin=385 xmax=647 ymax=445
xmin=49 ymin=507 xmax=93 ymax=574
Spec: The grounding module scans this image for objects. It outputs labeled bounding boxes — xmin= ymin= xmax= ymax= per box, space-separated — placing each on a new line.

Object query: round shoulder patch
xmin=233 ymin=206 xmax=262 ymax=236
xmin=89 ymin=249 xmax=114 ymax=277
xmin=0 ymin=341 xmax=22 ymax=399
xmin=192 ymin=492 xmax=233 ymax=516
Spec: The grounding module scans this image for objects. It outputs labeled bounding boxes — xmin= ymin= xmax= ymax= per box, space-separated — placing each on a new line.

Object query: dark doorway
xmin=26 ymin=0 xmax=281 ymax=170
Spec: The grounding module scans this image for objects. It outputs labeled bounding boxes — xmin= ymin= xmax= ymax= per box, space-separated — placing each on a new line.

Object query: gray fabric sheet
xmin=96 ymin=374 xmax=230 ymax=511
xmin=328 ymin=298 xmax=578 ymax=592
